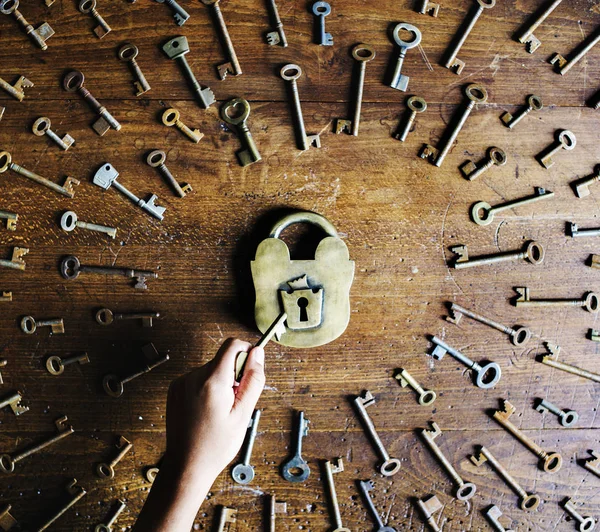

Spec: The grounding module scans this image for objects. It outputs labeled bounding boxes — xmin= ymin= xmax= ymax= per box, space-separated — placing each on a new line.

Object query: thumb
xmin=233 ymin=347 xmax=265 ymax=418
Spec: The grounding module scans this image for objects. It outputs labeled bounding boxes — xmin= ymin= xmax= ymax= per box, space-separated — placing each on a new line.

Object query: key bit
xmin=583 ymin=450 xmax=600 ymax=478
xmin=266 ymin=0 xmax=287 ymax=46
xmin=0 ymin=247 xmax=29 ymax=271
xmin=0 ymin=210 xmax=18 ymax=231
xmin=571 ymin=165 xmax=600 ymax=198
xmin=0 ymin=391 xmax=29 ymax=416
xmin=0 ymin=75 xmax=34 ymax=101
xmin=418 ymin=0 xmax=440 ymax=16
xmin=155 ymin=0 xmax=189 ymax=25
xmin=415 ymin=495 xmax=443 ymax=532
xmin=217 ymin=506 xmax=237 ymax=530
xmin=0 ymin=504 xmax=18 ymax=530
xmin=536 ymin=129 xmax=577 ymax=169
xmin=201 ymin=0 xmax=242 ymax=79
xmin=0 ymin=0 xmax=55 ymax=49
xmin=485 ymin=505 xmax=515 ymax=532
xmin=269 ymin=496 xmax=287 ymax=532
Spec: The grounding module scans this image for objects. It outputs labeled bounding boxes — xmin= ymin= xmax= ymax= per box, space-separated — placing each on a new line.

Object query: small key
xmin=312 ymin=1 xmax=332 ymax=46
xmin=216 ymin=507 xmax=237 ymax=532
xmin=155 ymin=0 xmax=189 ymax=25
xmin=471 ymin=187 xmax=554 ymax=225
xmin=96 ymin=436 xmax=133 ymax=479
xmin=571 ymin=165 xmax=600 ymax=197
xmin=450 ymin=241 xmax=545 ymax=269
xmin=32 ymin=117 xmax=74 ymax=150
xmin=568 ymin=222 xmax=600 ymax=238
xmin=0 ymin=0 xmax=54 ymax=49
xmin=281 ymin=411 xmax=311 ymax=482
xmin=460 ymin=147 xmax=506 ymax=180
xmin=336 ymin=44 xmax=376 ymax=136
xmin=471 ymin=446 xmax=541 ymax=512
xmin=415 ymin=495 xmax=443 ymax=532
xmin=485 ymin=505 xmax=515 ymax=532
xmin=323 ymin=458 xmax=350 ymax=532
xmin=540 ymin=342 xmax=600 ymax=384
xmin=515 ymin=0 xmax=563 ymax=53
xmin=266 ymin=0 xmax=287 ymax=46
xmin=232 ymin=409 xmax=261 ymax=484
xmin=60 ymin=210 xmax=116 ymax=239
xmin=46 ymin=353 xmax=90 ymax=376
xmin=550 ymin=25 xmax=600 ymax=75
xmin=63 ymin=71 xmax=121 ymax=136
xmin=0 ymin=151 xmax=80 ymax=198
xmin=0 ymin=75 xmax=34 ymax=101
xmin=536 ymin=129 xmax=576 ymax=168
xmin=268 ymin=495 xmax=287 ymax=532
xmin=0 ymin=391 xmax=28 ymax=416
xmin=147 ymin=150 xmax=192 ymax=198
xmin=513 ymin=287 xmax=599 ymax=313
xmin=418 ymin=0 xmax=440 ymax=16
xmin=96 ymin=308 xmax=160 ymax=328
xmin=535 ymin=398 xmax=578 ymax=428
xmin=60 ymin=255 xmax=158 ymax=290
xmin=162 ymin=108 xmax=204 ymax=143
xmin=78 ymin=0 xmax=110 ymax=38
xmin=428 ymin=335 xmax=501 ymax=389
xmin=37 ymin=479 xmax=86 ymax=531
xmin=394 ymin=368 xmax=436 ymax=406
xmin=420 ymin=84 xmax=488 ymax=167
xmin=21 ymin=316 xmax=64 ymax=335
xmin=388 ymin=23 xmax=421 ymax=92
xmin=583 ymin=451 xmax=600 ymax=478
xmin=0 ymin=247 xmax=28 ymax=271
xmin=103 ymin=343 xmax=169 ymax=397
xmin=163 ymin=37 xmax=216 ymax=108
xmin=118 ymin=43 xmax=151 ymax=96
xmin=358 ymin=480 xmax=397 ymax=532
xmin=0 ymin=210 xmax=18 ymax=231
xmin=562 ymin=498 xmax=596 ymax=532
xmin=201 ymin=0 xmax=242 ymax=79
xmin=501 ymin=94 xmax=543 ymax=129
xmin=0 ymin=416 xmax=74 ymax=473
xmin=393 ymin=96 xmax=426 ymax=142
xmin=221 ymin=98 xmax=262 ymax=166
xmin=95 ymin=499 xmax=126 ymax=532
xmin=0 ymin=504 xmax=18 ymax=530
xmin=93 ymin=163 xmax=166 ymax=220
xmin=353 ymin=391 xmax=401 ymax=476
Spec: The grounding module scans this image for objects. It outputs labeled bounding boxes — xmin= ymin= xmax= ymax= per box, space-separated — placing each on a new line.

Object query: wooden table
xmin=1 ymin=0 xmax=599 ymax=529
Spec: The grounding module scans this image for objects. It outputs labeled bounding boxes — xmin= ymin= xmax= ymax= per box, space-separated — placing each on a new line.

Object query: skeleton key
xmin=540 ymin=342 xmax=600 ymax=384
xmin=418 ymin=0 xmax=440 ymax=17
xmin=46 ymin=353 xmax=90 ymax=376
xmin=96 ymin=308 xmax=159 ymax=328
xmin=201 ymin=0 xmax=242 ymax=79
xmin=394 ymin=368 xmax=436 ymax=406
xmin=0 ymin=416 xmax=74 ymax=473
xmin=0 ymin=391 xmax=28 ymax=416
xmin=93 ymin=163 xmax=166 ymax=220
xmin=568 ymin=222 xmax=600 ymax=238
xmin=95 ymin=499 xmax=126 ymax=532
xmin=571 ymin=165 xmax=600 ymax=198
xmin=0 ymin=0 xmax=54 ymax=49
xmin=0 ymin=504 xmax=18 ymax=531
xmin=336 ymin=44 xmax=376 ymax=136
xmin=353 ymin=391 xmax=401 ymax=476
xmin=485 ymin=505 xmax=514 ymax=532
xmin=216 ymin=507 xmax=237 ymax=532
xmin=221 ymin=98 xmax=262 ymax=166
xmin=428 ymin=335 xmax=501 ymax=388
xmin=420 ymin=84 xmax=488 ymax=167
xmin=269 ymin=495 xmax=287 ymax=532
xmin=415 ymin=495 xmax=443 ymax=532
xmin=323 ymin=458 xmax=350 ymax=532
xmin=32 ymin=117 xmax=74 ymax=150
xmin=550 ymin=25 xmax=600 ymax=75
xmin=78 ymin=0 xmax=111 ymax=38
xmin=562 ymin=498 xmax=596 ymax=532
xmin=0 ymin=151 xmax=80 ymax=198
xmin=583 ymin=451 xmax=600 ymax=478
xmin=21 ymin=316 xmax=64 ymax=335
xmin=60 ymin=210 xmax=116 ymax=239
xmin=537 ymin=129 xmax=576 ymax=168
xmin=162 ymin=108 xmax=204 ymax=143
xmin=471 ymin=187 xmax=554 ymax=225
xmin=37 ymin=479 xmax=86 ymax=531
xmin=147 ymin=150 xmax=192 ymax=197
xmin=96 ymin=436 xmax=133 ymax=479
xmin=0 ymin=210 xmax=18 ymax=231
xmin=393 ymin=96 xmax=427 ymax=142
xmin=155 ymin=0 xmax=189 ymax=26
xmin=492 ymin=399 xmax=562 ymax=473
xmin=513 ymin=287 xmax=599 ymax=313
xmin=515 ymin=0 xmax=563 ymax=53
xmin=0 ymin=75 xmax=33 ymax=101
xmin=281 ymin=411 xmax=311 ymax=482
xmin=388 ymin=23 xmax=421 ymax=92
xmin=501 ymin=94 xmax=543 ymax=129
xmin=0 ymin=247 xmax=28 ymax=271
xmin=358 ymin=480 xmax=397 ymax=532
xmin=266 ymin=0 xmax=287 ymax=46
xmin=450 ymin=241 xmax=545 ymax=269
xmin=118 ymin=43 xmax=151 ymax=96
xmin=232 ymin=409 xmax=261 ymax=484
xmin=460 ymin=147 xmax=507 ymax=180
xmin=312 ymin=1 xmax=332 ymax=46
xmin=535 ymin=398 xmax=578 ymax=428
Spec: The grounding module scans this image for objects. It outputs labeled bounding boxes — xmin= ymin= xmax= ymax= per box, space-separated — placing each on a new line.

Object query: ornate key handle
xmin=60 ymin=255 xmax=83 ymax=280
xmin=393 ymin=22 xmax=421 ymax=49
xmin=220 ymin=97 xmax=251 ymax=127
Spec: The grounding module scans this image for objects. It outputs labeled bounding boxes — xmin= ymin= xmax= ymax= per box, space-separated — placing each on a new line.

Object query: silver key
xmin=0 ymin=210 xmax=18 ymax=231
xmin=550 ymin=26 xmax=600 ymax=75
xmin=388 ymin=23 xmax=421 ymax=92
xmin=216 ymin=507 xmax=237 ymax=532
xmin=535 ymin=399 xmax=578 ymax=427
xmin=96 ymin=308 xmax=160 ymax=328
xmin=514 ymin=0 xmax=563 ymax=53
xmin=0 ymin=391 xmax=28 ymax=416
xmin=460 ymin=147 xmax=506 ymax=180
xmin=0 ymin=0 xmax=54 ymax=50
xmin=21 ymin=316 xmax=64 ymax=335
xmin=281 ymin=411 xmax=310 ymax=482
xmin=536 ymin=129 xmax=576 ymax=168
xmin=60 ymin=210 xmax=117 ymax=238
xmin=358 ymin=480 xmax=397 ymax=532
xmin=485 ymin=505 xmax=515 ymax=532
xmin=571 ymin=164 xmax=600 ymax=198
xmin=32 ymin=117 xmax=74 ymax=150
xmin=118 ymin=43 xmax=151 ymax=96
xmin=312 ymin=1 xmax=332 ymax=46
xmin=95 ymin=499 xmax=126 ymax=532
xmin=147 ymin=150 xmax=192 ymax=197
xmin=562 ymin=498 xmax=596 ymax=532
xmin=470 ymin=187 xmax=554 ymax=225
xmin=46 ymin=353 xmax=90 ymax=376
xmin=0 ymin=75 xmax=34 ymax=101
xmin=393 ymin=96 xmax=427 ymax=142
xmin=514 ymin=287 xmax=599 ymax=313
xmin=501 ymin=94 xmax=543 ymax=129
xmin=231 ymin=409 xmax=261 ymax=484
xmin=569 ymin=222 xmax=600 ymax=238
xmin=155 ymin=0 xmax=189 ymax=25
xmin=266 ymin=0 xmax=287 ymax=46
xmin=450 ymin=241 xmax=545 ymax=269
xmin=78 ymin=0 xmax=111 ymax=39
xmin=201 ymin=0 xmax=242 ymax=79
xmin=0 ymin=247 xmax=28 ymax=271
xmin=323 ymin=458 xmax=350 ymax=532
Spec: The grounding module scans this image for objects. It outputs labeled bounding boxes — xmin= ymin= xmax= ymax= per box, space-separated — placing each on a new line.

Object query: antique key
xmin=571 ymin=165 xmax=600 ymax=198
xmin=269 ymin=495 xmax=287 ymax=532
xmin=281 ymin=411 xmax=311 ymax=482
xmin=118 ymin=43 xmax=151 ymax=96
xmin=428 ymin=336 xmax=501 ymax=388
xmin=0 ymin=210 xmax=18 ymax=231
xmin=60 ymin=211 xmax=117 ymax=239
xmin=147 ymin=150 xmax=192 ymax=197
xmin=96 ymin=308 xmax=159 ymax=328
xmin=93 ymin=163 xmax=166 ymax=220
xmin=358 ymin=480 xmax=396 ymax=532
xmin=0 ymin=0 xmax=54 ymax=49
xmin=37 ymin=479 xmax=86 ymax=531
xmin=63 ymin=71 xmax=121 ymax=136
xmin=536 ymin=129 xmax=576 ymax=168
xmin=221 ymin=98 xmax=262 ymax=166
xmin=96 ymin=436 xmax=133 ymax=479
xmin=201 ymin=0 xmax=242 ymax=79
xmin=0 ymin=416 xmax=74 ymax=473
xmin=162 ymin=108 xmax=204 ymax=143
xmin=78 ymin=0 xmax=111 ymax=38
xmin=568 ymin=222 xmax=600 ymax=238
xmin=336 ymin=44 xmax=376 ymax=136
xmin=450 ymin=241 xmax=545 ymax=269
xmin=323 ymin=458 xmax=350 ymax=532
xmin=353 ymin=391 xmax=401 ymax=476
xmin=535 ymin=398 xmax=578 ymax=428
xmin=513 ymin=287 xmax=599 ymax=313
xmin=21 ymin=316 xmax=64 ymax=335
xmin=420 ymin=84 xmax=488 ymax=167
xmin=0 ymin=75 xmax=33 ymax=101
xmin=0 ymin=151 xmax=79 ymax=198
xmin=470 ymin=446 xmax=541 ymax=511
xmin=46 ymin=353 xmax=90 ymax=376
xmin=0 ymin=504 xmax=18 ymax=530
xmin=0 ymin=247 xmax=28 ymax=271
xmin=515 ymin=0 xmax=563 ymax=53
xmin=394 ymin=368 xmax=436 ymax=406
xmin=418 ymin=0 xmax=440 ymax=16
xmin=460 ymin=147 xmax=506 ymax=180
xmin=388 ymin=23 xmax=421 ymax=91
xmin=0 ymin=391 xmax=28 ymax=416
xmin=492 ymin=399 xmax=562 ymax=473
xmin=155 ymin=0 xmax=189 ymax=25
xmin=32 ymin=117 xmax=74 ymax=150
xmin=280 ymin=64 xmax=320 ymax=150
xmin=539 ymin=343 xmax=600 ymax=384
xmin=231 ymin=409 xmax=261 ymax=484
xmin=60 ymin=255 xmax=159 ymax=290
xmin=163 ymin=37 xmax=216 ymax=108
xmin=583 ymin=451 xmax=600 ymax=478
xmin=95 ymin=499 xmax=126 ymax=532
xmin=443 ymin=0 xmax=495 ymax=74
xmin=471 ymin=187 xmax=554 ymax=225
xmin=562 ymin=498 xmax=596 ymax=532
xmin=485 ymin=505 xmax=514 ymax=532
xmin=501 ymin=94 xmax=543 ymax=129
xmin=415 ymin=495 xmax=443 ymax=532
xmin=266 ymin=0 xmax=287 ymax=46
xmin=312 ymin=1 xmax=332 ymax=45
xmin=550 ymin=25 xmax=600 ymax=75
xmin=394 ymin=96 xmax=426 ymax=142
xmin=216 ymin=507 xmax=237 ymax=532
xmin=421 ymin=422 xmax=476 ymax=501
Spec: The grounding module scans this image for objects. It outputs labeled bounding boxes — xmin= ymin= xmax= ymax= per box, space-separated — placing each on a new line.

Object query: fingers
xmin=211 ymin=338 xmax=253 ymax=384
xmin=233 ymin=346 xmax=265 ymax=418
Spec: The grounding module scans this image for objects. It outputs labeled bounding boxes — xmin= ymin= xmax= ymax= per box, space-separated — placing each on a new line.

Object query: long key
xmin=470 ymin=446 xmax=541 ymax=512
xmin=216 ymin=507 xmax=237 ymax=532
xmin=312 ymin=2 xmax=332 ymax=45
xmin=0 ymin=210 xmax=18 ymax=231
xmin=420 ymin=84 xmax=487 ymax=167
xmin=535 ymin=398 xmax=578 ymax=428
xmin=568 ymin=222 xmax=600 ymax=238
xmin=0 ymin=391 xmax=28 ymax=416
xmin=394 ymin=96 xmax=427 ymax=142
xmin=353 ymin=391 xmax=401 ymax=476
xmin=323 ymin=458 xmax=350 ymax=532
xmin=536 ymin=129 xmax=576 ymax=168
xmin=471 ymin=187 xmax=554 ymax=225
xmin=95 ymin=499 xmax=126 ymax=532
xmin=485 ymin=505 xmax=514 ymax=532
xmin=388 ymin=23 xmax=421 ymax=91
xmin=21 ymin=316 xmax=64 ymax=335
xmin=550 ymin=25 xmax=600 ymax=75
xmin=269 ymin=495 xmax=287 ymax=532
xmin=32 ymin=117 xmax=74 ymax=150
xmin=162 ymin=108 xmax=204 ymax=143
xmin=415 ymin=495 xmax=443 ymax=532
xmin=540 ymin=342 xmax=600 ymax=384
xmin=78 ymin=0 xmax=110 ymax=38
xmin=418 ymin=0 xmax=440 ymax=16
xmin=513 ymin=287 xmax=599 ymax=313
xmin=163 ymin=37 xmax=215 ymax=108
xmin=394 ymin=368 xmax=436 ymax=406
xmin=571 ymin=164 xmax=600 ymax=197
xmin=281 ymin=411 xmax=310 ymax=482
xmin=147 ymin=150 xmax=192 ymax=197
xmin=492 ymin=399 xmax=562 ymax=473
xmin=0 ymin=0 xmax=54 ymax=49
xmin=501 ymin=94 xmax=543 ymax=129
xmin=221 ymin=98 xmax=261 ymax=166
xmin=46 ymin=353 xmax=90 ymax=376
xmin=583 ymin=451 xmax=600 ymax=478
xmin=280 ymin=64 xmax=320 ymax=150
xmin=92 ymin=163 xmax=166 ymax=220
xmin=335 ymin=44 xmax=376 ymax=136
xmin=450 ymin=241 xmax=545 ymax=269
xmin=358 ymin=480 xmax=397 ymax=532
xmin=37 ymin=479 xmax=86 ymax=532
xmin=420 ymin=422 xmax=476 ymax=501
xmin=0 ymin=504 xmax=18 ymax=530
xmin=201 ymin=0 xmax=241 ymax=79
xmin=155 ymin=0 xmax=189 ymax=25
xmin=562 ymin=498 xmax=596 ymax=531
xmin=96 ymin=308 xmax=159 ymax=328
xmin=118 ymin=44 xmax=151 ymax=96
xmin=60 ymin=210 xmax=116 ymax=238
xmin=266 ymin=0 xmax=287 ymax=46
xmin=0 ymin=75 xmax=33 ymax=101
xmin=96 ymin=436 xmax=133 ymax=479
xmin=460 ymin=147 xmax=506 ymax=180
xmin=0 ymin=416 xmax=74 ymax=473
xmin=443 ymin=0 xmax=496 ymax=74
xmin=0 ymin=247 xmax=28 ymax=271
xmin=232 ymin=409 xmax=261 ymax=484
xmin=0 ymin=151 xmax=79 ymax=198
xmin=515 ymin=0 xmax=563 ymax=53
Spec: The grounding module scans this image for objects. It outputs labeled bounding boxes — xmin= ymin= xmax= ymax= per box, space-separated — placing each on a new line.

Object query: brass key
xmin=393 ymin=96 xmax=427 ymax=142
xmin=46 ymin=353 xmax=90 ymax=376
xmin=514 ymin=0 xmax=563 ymax=53
xmin=539 ymin=342 xmax=600 ymax=384
xmin=536 ymin=129 xmax=576 ymax=168
xmin=0 ymin=293 xmax=11 ymax=302
xmin=550 ymin=25 xmax=600 ymax=75
xmin=0 ymin=504 xmax=18 ymax=530
xmin=322 ymin=458 xmax=350 ymax=532
xmin=162 ymin=108 xmax=204 ymax=143
xmin=513 ymin=287 xmax=599 ymax=313
xmin=0 ymin=75 xmax=33 ymax=101
xmin=21 ymin=316 xmax=64 ymax=335
xmin=216 ymin=506 xmax=237 ymax=532
xmin=78 ymin=0 xmax=111 ymax=38
xmin=571 ymin=165 xmax=600 ymax=198
xmin=562 ymin=498 xmax=596 ymax=531
xmin=470 ymin=187 xmax=554 ymax=225
xmin=95 ymin=499 xmax=126 ymax=532
xmin=460 ymin=147 xmax=507 ymax=180
xmin=501 ymin=94 xmax=543 ymax=129
xmin=265 ymin=0 xmax=287 ymax=46
xmin=0 ymin=0 xmax=54 ymax=49
xmin=96 ymin=436 xmax=133 ymax=479
xmin=36 ymin=479 xmax=86 ymax=531
xmin=415 ymin=495 xmax=443 ymax=532
xmin=450 ymin=241 xmax=545 ymax=269
xmin=0 ymin=391 xmax=28 ymax=416
xmin=118 ymin=43 xmax=151 ymax=96
xmin=201 ymin=0 xmax=242 ymax=79
xmin=32 ymin=117 xmax=75 ymax=151
xmin=221 ymin=98 xmax=262 ymax=167
xmin=0 ymin=210 xmax=18 ymax=231
xmin=0 ymin=247 xmax=28 ymax=271
xmin=96 ymin=308 xmax=160 ymax=327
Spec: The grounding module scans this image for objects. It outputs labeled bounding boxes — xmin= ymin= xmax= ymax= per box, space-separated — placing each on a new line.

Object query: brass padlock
xmin=251 ymin=212 xmax=354 ymax=348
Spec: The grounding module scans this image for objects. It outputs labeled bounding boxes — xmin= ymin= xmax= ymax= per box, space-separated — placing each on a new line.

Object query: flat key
xmin=147 ymin=149 xmax=192 ymax=197
xmin=450 ymin=241 xmax=545 ymax=269
xmin=221 ymin=98 xmax=261 ymax=166
xmin=415 ymin=495 xmax=443 ymax=532
xmin=312 ymin=1 xmax=332 ymax=46
xmin=536 ymin=129 xmax=576 ymax=168
xmin=96 ymin=308 xmax=160 ymax=328
xmin=515 ymin=0 xmax=563 ymax=53
xmin=535 ymin=398 xmax=578 ymax=428
xmin=393 ymin=96 xmax=427 ymax=142
xmin=95 ymin=499 xmax=126 ymax=532
xmin=21 ymin=316 xmax=64 ymax=335
xmin=485 ymin=505 xmax=515 ymax=532
xmin=118 ymin=43 xmax=151 ymax=96
xmin=0 ymin=210 xmax=18 ymax=231
xmin=78 ymin=0 xmax=111 ymax=38
xmin=513 ymin=287 xmax=599 ymax=313
xmin=60 ymin=210 xmax=116 ymax=238
xmin=154 ymin=0 xmax=189 ymax=25
xmin=216 ymin=507 xmax=237 ymax=532
xmin=232 ymin=409 xmax=261 ymax=484
xmin=37 ymin=479 xmax=86 ymax=532
xmin=266 ymin=0 xmax=287 ymax=46
xmin=571 ymin=164 xmax=600 ymax=198
xmin=0 ymin=247 xmax=28 ymax=271
xmin=358 ymin=480 xmax=397 ymax=532
xmin=470 ymin=187 xmax=554 ymax=225
xmin=0 ymin=0 xmax=54 ymax=50
xmin=32 ymin=117 xmax=74 ymax=150
xmin=46 ymin=353 xmax=90 ymax=376
xmin=281 ymin=411 xmax=310 ymax=482
xmin=201 ymin=0 xmax=242 ymax=79
xmin=550 ymin=25 xmax=600 ymax=75
xmin=0 ymin=391 xmax=29 ymax=416
xmin=323 ymin=458 xmax=350 ymax=532
xmin=0 ymin=75 xmax=34 ymax=101
xmin=460 ymin=147 xmax=507 ymax=180
xmin=268 ymin=495 xmax=287 ymax=532
xmin=540 ymin=342 xmax=600 ymax=384
xmin=388 ymin=23 xmax=421 ymax=92
xmin=501 ymin=94 xmax=543 ymax=129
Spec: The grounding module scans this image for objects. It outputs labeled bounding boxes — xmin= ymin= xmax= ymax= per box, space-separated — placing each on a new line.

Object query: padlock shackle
xmin=269 ymin=212 xmax=338 ymax=239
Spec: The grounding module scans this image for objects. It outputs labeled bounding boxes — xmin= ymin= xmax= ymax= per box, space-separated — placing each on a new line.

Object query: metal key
xmin=0 ymin=416 xmax=74 ymax=473
xmin=393 ymin=96 xmax=427 ymax=142
xmin=335 ymin=44 xmax=376 ymax=136
xmin=535 ymin=398 xmax=578 ymax=428
xmin=471 ymin=446 xmax=541 ymax=511
xmin=147 ymin=150 xmax=192 ymax=197
xmin=118 ymin=43 xmax=151 ymax=96
xmin=280 ymin=64 xmax=320 ymax=150
xmin=540 ymin=342 xmax=600 ymax=384
xmin=323 ymin=458 xmax=350 ymax=532
xmin=95 ymin=499 xmax=126 ymax=532
xmin=536 ymin=129 xmax=576 ymax=168
xmin=0 ymin=504 xmax=18 ymax=530
xmin=353 ymin=391 xmax=401 ymax=476
xmin=444 ymin=0 xmax=495 ymax=73
xmin=0 ymin=210 xmax=18 ymax=231
xmin=60 ymin=255 xmax=159 ymax=290
xmin=37 ymin=479 xmax=86 ymax=532
xmin=78 ymin=0 xmax=110 ymax=38
xmin=450 ymin=241 xmax=545 ymax=269
xmin=216 ymin=507 xmax=237 ymax=532
xmin=571 ymin=165 xmax=600 ymax=198
xmin=550 ymin=25 xmax=600 ymax=75
xmin=562 ymin=498 xmax=596 ymax=532
xmin=0 ymin=151 xmax=79 ymax=198
xmin=155 ymin=0 xmax=189 ymax=25
xmin=63 ymin=71 xmax=121 ymax=136
xmin=0 ymin=75 xmax=33 ymax=101
xmin=460 ymin=147 xmax=506 ymax=180
xmin=96 ymin=308 xmax=159 ymax=328
xmin=232 ymin=409 xmax=261 ymax=484
xmin=418 ymin=0 xmax=440 ymax=16
xmin=21 ymin=316 xmax=64 ymax=335
xmin=46 ymin=353 xmax=90 ymax=376
xmin=583 ymin=451 xmax=600 ymax=478
xmin=415 ymin=495 xmax=442 ymax=532
xmin=420 ymin=83 xmax=488 ymax=167
xmin=485 ymin=505 xmax=514 ymax=532
xmin=163 ymin=37 xmax=215 ymax=108
xmin=281 ymin=411 xmax=311 ymax=482
xmin=162 ymin=108 xmax=204 ymax=143
xmin=60 ymin=210 xmax=116 ymax=239
xmin=92 ymin=163 xmax=166 ymax=220
xmin=388 ymin=23 xmax=421 ymax=91
xmin=0 ymin=247 xmax=28 ymax=271
xmin=32 ymin=117 xmax=74 ymax=150
xmin=471 ymin=187 xmax=554 ymax=225
xmin=201 ymin=0 xmax=242 ymax=79
xmin=96 ymin=436 xmax=132 ymax=479
xmin=514 ymin=287 xmax=599 ymax=313
xmin=312 ymin=1 xmax=332 ymax=46
xmin=0 ymin=0 xmax=54 ymax=49
xmin=515 ymin=0 xmax=563 ymax=53
xmin=221 ymin=98 xmax=262 ymax=166
xmin=358 ymin=480 xmax=397 ymax=532
xmin=568 ymin=222 xmax=600 ymax=238
xmin=266 ymin=0 xmax=287 ymax=46
xmin=492 ymin=399 xmax=562 ymax=473
xmin=269 ymin=495 xmax=287 ymax=532
xmin=0 ymin=391 xmax=28 ymax=416
xmin=394 ymin=368 xmax=436 ymax=406
xmin=501 ymin=94 xmax=543 ymax=129
xmin=420 ymin=422 xmax=476 ymax=501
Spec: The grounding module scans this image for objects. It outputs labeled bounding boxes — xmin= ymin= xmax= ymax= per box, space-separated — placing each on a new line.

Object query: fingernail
xmin=254 ymin=346 xmax=265 ymax=365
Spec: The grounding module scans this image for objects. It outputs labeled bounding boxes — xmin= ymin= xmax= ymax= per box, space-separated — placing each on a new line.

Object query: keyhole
xmin=297 ymin=297 xmax=309 ymax=322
